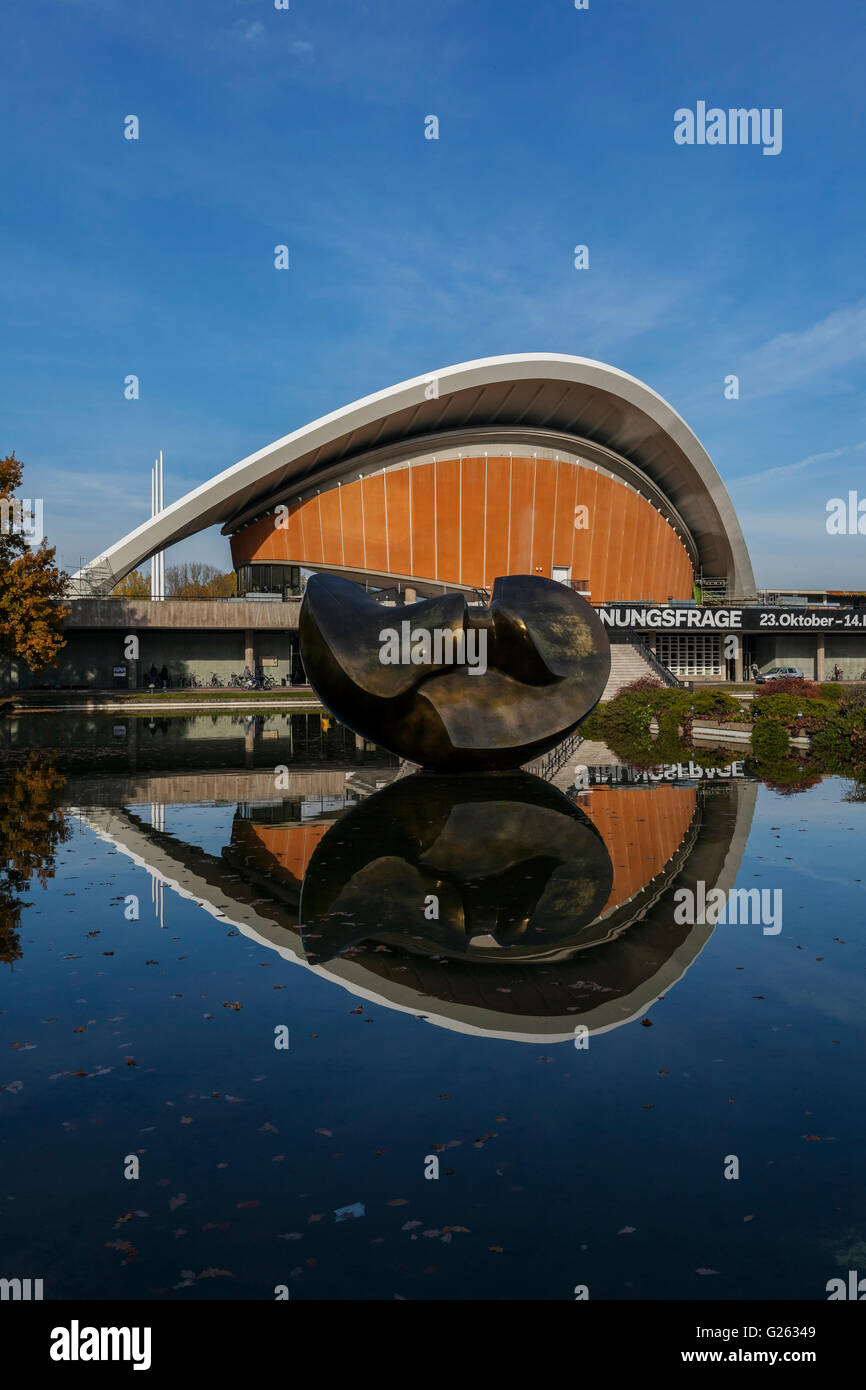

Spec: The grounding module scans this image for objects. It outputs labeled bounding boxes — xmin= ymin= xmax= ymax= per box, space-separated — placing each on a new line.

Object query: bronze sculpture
xmin=299 ymin=573 xmax=610 ymax=771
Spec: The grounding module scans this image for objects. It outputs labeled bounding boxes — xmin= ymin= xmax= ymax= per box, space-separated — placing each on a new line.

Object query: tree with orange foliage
xmin=0 ymin=453 xmax=68 ymax=670
xmin=111 ymin=569 xmax=150 ymax=598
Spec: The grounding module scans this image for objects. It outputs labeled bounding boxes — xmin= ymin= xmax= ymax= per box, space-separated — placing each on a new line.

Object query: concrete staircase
xmin=601 ymin=639 xmax=674 ymax=700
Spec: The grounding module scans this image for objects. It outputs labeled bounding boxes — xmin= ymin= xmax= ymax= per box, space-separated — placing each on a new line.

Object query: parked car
xmin=755 ymin=665 xmax=805 ymax=684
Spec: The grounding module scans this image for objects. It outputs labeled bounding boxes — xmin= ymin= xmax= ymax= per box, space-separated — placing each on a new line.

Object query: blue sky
xmin=2 ymin=0 xmax=865 ymax=587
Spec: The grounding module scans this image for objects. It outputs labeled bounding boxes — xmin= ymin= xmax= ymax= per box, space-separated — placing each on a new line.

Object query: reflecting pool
xmin=1 ymin=714 xmax=865 ymax=1299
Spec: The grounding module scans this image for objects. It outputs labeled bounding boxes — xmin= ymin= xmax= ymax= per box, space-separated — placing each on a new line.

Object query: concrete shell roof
xmin=76 ymin=354 xmax=755 ymax=594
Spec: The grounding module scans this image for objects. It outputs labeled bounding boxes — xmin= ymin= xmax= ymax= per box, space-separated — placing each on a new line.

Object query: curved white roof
xmin=74 ymin=353 xmax=755 ymax=594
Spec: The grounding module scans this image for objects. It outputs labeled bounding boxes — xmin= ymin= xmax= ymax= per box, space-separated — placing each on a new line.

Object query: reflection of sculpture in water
xmin=299 ymin=771 xmax=614 ymax=963
xmin=288 ymin=767 xmax=745 ymax=1039
xmin=75 ymin=765 xmax=753 ymax=1040
xmin=0 ymin=757 xmax=69 ymax=965
xmin=299 ymin=573 xmax=611 ymax=771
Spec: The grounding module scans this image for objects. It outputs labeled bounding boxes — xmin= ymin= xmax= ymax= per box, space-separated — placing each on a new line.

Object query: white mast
xmin=150 ymin=452 xmax=165 ymax=601
xmin=150 ymin=461 xmax=157 ymax=600
xmin=158 ymin=450 xmax=165 ymax=601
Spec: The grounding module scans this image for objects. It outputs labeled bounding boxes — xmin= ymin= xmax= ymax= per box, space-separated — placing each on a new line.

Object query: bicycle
xmin=210 ymin=673 xmax=223 ymax=688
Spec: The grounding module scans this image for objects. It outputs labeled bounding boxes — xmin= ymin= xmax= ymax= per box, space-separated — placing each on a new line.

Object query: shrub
xmin=686 ymin=689 xmax=744 ymax=722
xmin=752 ymin=692 xmax=834 ymax=729
xmin=759 ymin=676 xmax=820 ymax=698
xmin=840 ymin=686 xmax=866 ymax=714
xmin=617 ymin=676 xmax=664 ymax=696
xmin=810 ymin=711 xmax=866 ymax=773
xmin=577 ymin=707 xmax=605 ymax=740
xmin=750 ymin=719 xmax=789 ymax=760
xmin=583 ymin=684 xmax=747 ymax=748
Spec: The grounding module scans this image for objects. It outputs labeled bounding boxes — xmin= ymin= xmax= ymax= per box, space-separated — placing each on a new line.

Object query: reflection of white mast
xmin=150 ymin=869 xmax=165 ymax=927
xmin=150 ymin=451 xmax=165 ymax=601
xmin=149 ymin=802 xmax=166 ymax=925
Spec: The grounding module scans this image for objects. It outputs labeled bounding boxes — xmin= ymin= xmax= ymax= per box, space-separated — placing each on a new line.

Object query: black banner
xmin=7 ymin=1298 xmax=863 ymax=1376
xmin=597 ymin=604 xmax=866 ymax=633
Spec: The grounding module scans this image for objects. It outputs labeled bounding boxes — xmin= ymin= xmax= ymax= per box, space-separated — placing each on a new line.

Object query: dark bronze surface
xmin=299 ymin=770 xmax=613 ymax=964
xmin=299 ymin=573 xmax=610 ymax=771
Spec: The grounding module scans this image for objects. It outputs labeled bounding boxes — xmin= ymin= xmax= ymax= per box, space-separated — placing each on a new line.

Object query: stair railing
xmin=533 ymin=730 xmax=585 ymax=782
xmin=629 ymin=635 xmax=684 ymax=688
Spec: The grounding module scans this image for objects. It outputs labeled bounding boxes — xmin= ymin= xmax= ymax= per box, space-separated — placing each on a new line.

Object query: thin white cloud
xmin=734 ymin=442 xmax=866 ymax=486
xmin=739 ymin=301 xmax=866 ymax=400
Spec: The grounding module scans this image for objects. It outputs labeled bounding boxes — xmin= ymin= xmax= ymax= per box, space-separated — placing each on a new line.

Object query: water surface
xmin=1 ymin=714 xmax=864 ymax=1300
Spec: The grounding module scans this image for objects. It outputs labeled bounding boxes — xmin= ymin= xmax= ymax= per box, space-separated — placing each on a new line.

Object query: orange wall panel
xmin=653 ymin=513 xmax=673 ymax=600
xmin=552 ymin=460 xmax=578 ymax=572
xmin=677 ymin=545 xmax=693 ymax=596
xmin=651 ymin=512 xmax=671 ymax=601
xmin=571 ymin=465 xmax=597 ymax=588
xmin=484 ymin=457 xmax=511 ymax=587
xmin=230 ymin=513 xmax=270 ymax=567
xmin=630 ymin=507 xmax=654 ymax=599
xmin=297 ymin=496 xmax=323 ymax=565
xmin=460 ymin=456 xmax=486 ymax=587
xmin=590 ymin=473 xmax=615 ymax=601
xmin=287 ymin=501 xmax=304 ymax=564
xmin=385 ymin=467 xmax=411 ymax=577
xmin=340 ymin=478 xmax=365 ymax=571
xmin=531 ymin=457 xmax=557 ymax=577
xmin=509 ymin=457 xmax=534 ymax=573
xmin=361 ymin=474 xmax=387 ymax=575
xmin=435 ymin=457 xmax=461 ymax=583
xmin=410 ymin=463 xmax=435 ymax=579
xmin=660 ymin=525 xmax=681 ymax=601
xmin=615 ymin=487 xmax=640 ymax=599
xmin=318 ymin=487 xmax=343 ymax=568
